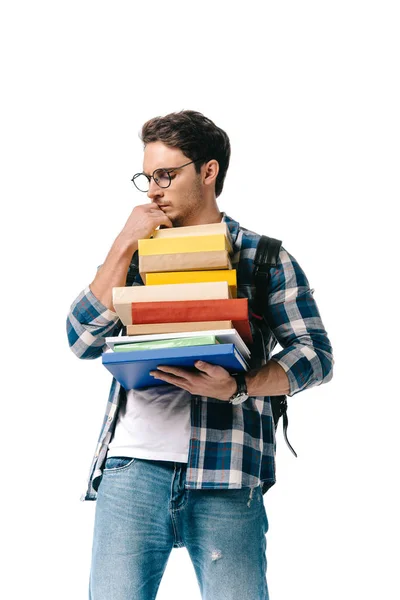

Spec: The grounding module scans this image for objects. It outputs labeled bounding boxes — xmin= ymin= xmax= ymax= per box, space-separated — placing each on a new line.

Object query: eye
xmin=154 ymin=169 xmax=170 ymax=183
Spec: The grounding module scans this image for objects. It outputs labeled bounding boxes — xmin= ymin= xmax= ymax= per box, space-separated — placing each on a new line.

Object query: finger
xmin=194 ymin=361 xmax=225 ymax=376
xmin=154 ymin=365 xmax=193 ymax=380
xmin=150 ymin=371 xmax=191 ymax=391
xmin=149 ymin=211 xmax=173 ymax=227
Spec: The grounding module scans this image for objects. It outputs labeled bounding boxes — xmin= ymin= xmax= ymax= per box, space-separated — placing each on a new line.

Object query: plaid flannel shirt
xmin=66 ymin=212 xmax=334 ymax=501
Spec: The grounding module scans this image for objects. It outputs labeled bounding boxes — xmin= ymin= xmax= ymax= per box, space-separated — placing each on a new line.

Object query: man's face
xmin=143 ymin=141 xmax=204 ymax=227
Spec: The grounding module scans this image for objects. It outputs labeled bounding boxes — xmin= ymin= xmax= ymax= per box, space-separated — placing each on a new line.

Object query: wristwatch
xmin=229 ymin=372 xmax=249 ymax=405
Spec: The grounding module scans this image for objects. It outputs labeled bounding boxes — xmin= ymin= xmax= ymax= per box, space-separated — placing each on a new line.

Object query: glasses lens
xmin=132 ymin=174 xmax=149 ymax=192
xmin=153 ymin=169 xmax=171 ymax=188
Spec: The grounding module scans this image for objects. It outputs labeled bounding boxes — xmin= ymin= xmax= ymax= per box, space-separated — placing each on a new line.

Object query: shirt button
xmin=107 ymin=416 xmax=113 ymax=422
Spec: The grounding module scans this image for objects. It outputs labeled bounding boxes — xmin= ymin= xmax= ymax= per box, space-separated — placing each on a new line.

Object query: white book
xmin=105 ymin=328 xmax=250 ymax=362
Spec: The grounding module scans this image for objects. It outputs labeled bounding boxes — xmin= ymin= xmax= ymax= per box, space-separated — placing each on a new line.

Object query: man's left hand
xmin=149 ymin=361 xmax=237 ymax=401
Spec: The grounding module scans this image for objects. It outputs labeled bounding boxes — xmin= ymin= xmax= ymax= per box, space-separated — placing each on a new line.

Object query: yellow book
xmin=145 ymin=269 xmax=237 ymax=298
xmin=152 ymin=222 xmax=233 ymax=253
xmin=138 ymin=234 xmax=230 ymax=256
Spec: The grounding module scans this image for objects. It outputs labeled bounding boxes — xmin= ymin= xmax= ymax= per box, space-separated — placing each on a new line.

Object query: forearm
xmin=67 ymin=236 xmax=134 ymax=359
xmin=245 ymin=360 xmax=290 ymax=397
xmin=89 ymin=234 xmax=138 ymax=311
xmin=66 ymin=286 xmax=122 ymax=359
xmin=247 ymin=245 xmax=333 ymax=398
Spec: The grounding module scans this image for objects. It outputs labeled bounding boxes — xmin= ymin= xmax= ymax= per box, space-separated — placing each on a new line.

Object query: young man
xmin=67 ymin=110 xmax=334 ymax=600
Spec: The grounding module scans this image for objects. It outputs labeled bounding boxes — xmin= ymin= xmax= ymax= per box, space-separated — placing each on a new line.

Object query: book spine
xmin=151 ymin=223 xmax=228 ymax=238
xmin=126 ymin=321 xmax=234 ymax=335
xmin=139 ymin=234 xmax=230 ymax=256
xmin=151 ymin=225 xmax=233 ymax=253
xmin=139 ymin=251 xmax=232 ymax=275
xmin=131 ymin=298 xmax=248 ymax=323
xmin=113 ymin=281 xmax=230 ymax=304
xmin=145 ymin=269 xmax=236 ymax=286
xmin=145 ymin=270 xmax=237 ymax=298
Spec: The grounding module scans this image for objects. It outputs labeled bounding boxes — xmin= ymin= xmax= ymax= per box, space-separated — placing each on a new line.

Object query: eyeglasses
xmin=131 ymin=157 xmax=206 ymax=192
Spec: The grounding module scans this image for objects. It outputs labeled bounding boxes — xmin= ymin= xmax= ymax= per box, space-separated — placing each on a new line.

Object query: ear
xmin=202 ymin=159 xmax=219 ymax=188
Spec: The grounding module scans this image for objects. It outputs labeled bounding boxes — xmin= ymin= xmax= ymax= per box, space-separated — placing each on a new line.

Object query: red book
xmin=130 ymin=298 xmax=253 ymax=345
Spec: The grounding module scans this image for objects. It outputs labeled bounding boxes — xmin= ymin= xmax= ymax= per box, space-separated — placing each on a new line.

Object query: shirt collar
xmin=220 ymin=211 xmax=240 ymax=245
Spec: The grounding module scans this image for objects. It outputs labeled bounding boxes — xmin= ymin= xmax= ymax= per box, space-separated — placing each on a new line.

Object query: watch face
xmin=231 ymin=393 xmax=249 ymax=405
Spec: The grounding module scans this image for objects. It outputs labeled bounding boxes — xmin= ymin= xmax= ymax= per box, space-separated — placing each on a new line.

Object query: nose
xmin=147 ymin=178 xmax=164 ymax=201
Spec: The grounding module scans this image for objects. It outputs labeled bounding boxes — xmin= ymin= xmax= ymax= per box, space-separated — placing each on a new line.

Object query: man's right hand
xmin=89 ymin=203 xmax=173 ymax=312
xmin=117 ymin=202 xmax=173 ymax=249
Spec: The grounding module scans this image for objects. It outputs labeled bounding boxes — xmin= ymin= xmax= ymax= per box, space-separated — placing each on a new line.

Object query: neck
xmin=181 ymin=203 xmax=223 ymax=227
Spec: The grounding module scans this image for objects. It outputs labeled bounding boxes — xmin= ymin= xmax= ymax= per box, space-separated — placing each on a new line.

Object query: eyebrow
xmin=142 ymin=166 xmax=178 ymax=177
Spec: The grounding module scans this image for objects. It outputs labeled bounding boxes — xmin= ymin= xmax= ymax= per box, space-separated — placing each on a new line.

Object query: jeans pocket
xmin=103 ymin=456 xmax=136 ymax=472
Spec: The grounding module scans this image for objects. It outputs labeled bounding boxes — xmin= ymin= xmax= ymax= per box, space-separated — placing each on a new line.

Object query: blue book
xmin=102 ymin=343 xmax=248 ymax=390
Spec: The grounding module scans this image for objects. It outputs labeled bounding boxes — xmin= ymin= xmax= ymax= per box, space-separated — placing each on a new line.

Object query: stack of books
xmin=102 ymin=222 xmax=253 ymax=390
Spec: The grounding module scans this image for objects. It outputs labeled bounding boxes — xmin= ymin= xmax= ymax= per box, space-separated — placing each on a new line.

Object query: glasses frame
xmin=131 ymin=157 xmax=207 ymax=192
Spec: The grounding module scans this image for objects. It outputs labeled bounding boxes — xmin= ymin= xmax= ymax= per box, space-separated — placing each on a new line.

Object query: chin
xmin=164 ymin=208 xmax=188 ymax=228
xmin=171 ymin=216 xmax=185 ymax=228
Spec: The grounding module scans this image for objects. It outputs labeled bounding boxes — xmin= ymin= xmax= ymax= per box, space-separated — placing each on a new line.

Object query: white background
xmin=1 ymin=1 xmax=399 ymax=599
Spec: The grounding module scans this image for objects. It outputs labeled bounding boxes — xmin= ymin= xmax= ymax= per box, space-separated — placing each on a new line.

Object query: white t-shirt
xmin=107 ymin=384 xmax=192 ymax=463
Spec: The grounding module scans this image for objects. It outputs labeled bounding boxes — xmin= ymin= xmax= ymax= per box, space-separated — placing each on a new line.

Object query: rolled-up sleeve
xmin=267 ymin=247 xmax=334 ymax=397
xmin=66 ymin=285 xmax=122 ymax=360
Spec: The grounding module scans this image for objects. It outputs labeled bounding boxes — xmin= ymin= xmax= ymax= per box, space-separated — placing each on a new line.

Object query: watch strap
xmin=229 ymin=372 xmax=248 ymax=403
xmin=234 ymin=372 xmax=247 ymax=395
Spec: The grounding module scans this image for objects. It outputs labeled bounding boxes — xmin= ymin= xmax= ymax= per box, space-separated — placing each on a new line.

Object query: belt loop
xmin=247 ymin=487 xmax=255 ymax=508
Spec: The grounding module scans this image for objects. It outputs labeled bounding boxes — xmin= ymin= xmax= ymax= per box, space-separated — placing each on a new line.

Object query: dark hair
xmin=140 ymin=110 xmax=230 ymax=197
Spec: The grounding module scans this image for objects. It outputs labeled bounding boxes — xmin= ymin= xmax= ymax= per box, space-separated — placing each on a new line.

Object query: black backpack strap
xmin=252 ymin=235 xmax=281 ymax=320
xmin=126 ymin=249 xmax=140 ymax=287
xmin=252 ymin=235 xmax=298 ymax=458
xmin=272 ymin=395 xmax=297 ymax=458
xmin=120 ymin=249 xmax=140 ymax=336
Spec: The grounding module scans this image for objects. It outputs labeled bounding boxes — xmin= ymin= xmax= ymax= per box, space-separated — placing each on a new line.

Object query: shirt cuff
xmin=269 ymin=346 xmax=316 ymax=397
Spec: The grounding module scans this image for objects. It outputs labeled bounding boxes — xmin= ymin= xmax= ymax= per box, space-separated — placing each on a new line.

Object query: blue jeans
xmin=89 ymin=456 xmax=269 ymax=600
